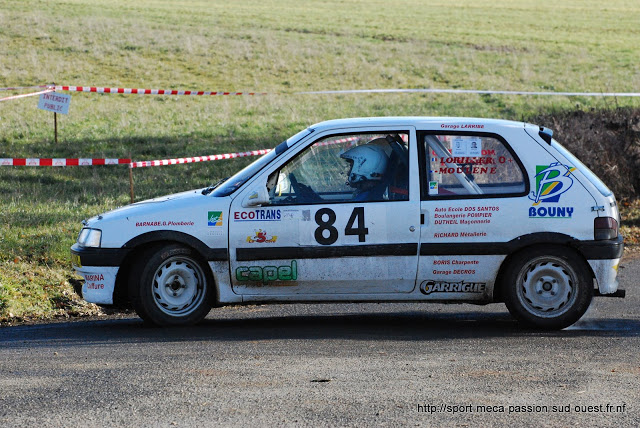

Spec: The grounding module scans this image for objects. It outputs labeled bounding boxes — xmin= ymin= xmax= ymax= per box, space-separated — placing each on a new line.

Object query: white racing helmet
xmin=340 ymin=143 xmax=389 ymax=185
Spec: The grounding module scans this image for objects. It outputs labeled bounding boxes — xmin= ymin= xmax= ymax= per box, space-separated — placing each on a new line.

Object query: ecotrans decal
xmin=208 ymin=211 xmax=223 ymax=226
xmin=246 ymin=229 xmax=277 ymax=243
xmin=420 ymin=280 xmax=486 ymax=295
xmin=233 ymin=209 xmax=282 ymax=222
xmin=236 ymin=260 xmax=297 ymax=284
xmin=528 ymin=162 xmax=576 ymax=219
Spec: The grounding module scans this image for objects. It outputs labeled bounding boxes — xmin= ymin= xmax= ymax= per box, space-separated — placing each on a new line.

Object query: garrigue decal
xmin=235 ymin=260 xmax=298 ymax=284
xmin=420 ymin=280 xmax=486 ymax=295
xmin=246 ymin=229 xmax=277 ymax=243
xmin=208 ymin=211 xmax=223 ymax=226
xmin=528 ymin=163 xmax=576 ymax=218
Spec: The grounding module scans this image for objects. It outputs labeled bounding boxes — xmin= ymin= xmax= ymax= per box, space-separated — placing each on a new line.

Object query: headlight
xmin=77 ymin=228 xmax=102 ymax=248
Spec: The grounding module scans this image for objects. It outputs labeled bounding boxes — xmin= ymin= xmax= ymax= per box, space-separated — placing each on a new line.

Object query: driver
xmin=340 ymin=142 xmax=389 ymax=201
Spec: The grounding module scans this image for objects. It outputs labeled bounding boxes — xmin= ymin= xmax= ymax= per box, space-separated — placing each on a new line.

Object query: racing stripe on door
xmin=236 ymin=243 xmax=418 ymax=261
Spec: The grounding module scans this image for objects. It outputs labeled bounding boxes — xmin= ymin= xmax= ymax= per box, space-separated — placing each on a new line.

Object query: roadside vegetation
xmin=1 ymin=0 xmax=639 ymax=323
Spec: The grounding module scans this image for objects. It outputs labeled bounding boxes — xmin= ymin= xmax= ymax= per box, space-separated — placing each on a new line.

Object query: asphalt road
xmin=1 ymin=258 xmax=639 ymax=427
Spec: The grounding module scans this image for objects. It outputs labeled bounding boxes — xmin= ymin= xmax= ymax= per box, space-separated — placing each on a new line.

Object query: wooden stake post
xmin=129 ymin=166 xmax=135 ymax=204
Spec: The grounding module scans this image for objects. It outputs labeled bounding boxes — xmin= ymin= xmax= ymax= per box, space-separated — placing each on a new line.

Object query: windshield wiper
xmin=202 ymin=177 xmax=229 ymax=195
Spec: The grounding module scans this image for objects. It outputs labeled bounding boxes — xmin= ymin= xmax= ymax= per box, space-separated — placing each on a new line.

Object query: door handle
xmin=420 ymin=210 xmax=428 ymax=226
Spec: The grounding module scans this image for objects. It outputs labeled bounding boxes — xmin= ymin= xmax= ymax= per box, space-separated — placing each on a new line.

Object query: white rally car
xmin=71 ymin=117 xmax=624 ymax=329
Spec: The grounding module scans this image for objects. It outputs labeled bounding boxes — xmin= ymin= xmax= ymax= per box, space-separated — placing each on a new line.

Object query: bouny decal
xmin=528 ymin=163 xmax=576 ymax=219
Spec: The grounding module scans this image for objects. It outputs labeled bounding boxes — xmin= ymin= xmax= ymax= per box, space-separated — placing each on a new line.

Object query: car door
xmin=228 ymin=126 xmax=420 ymax=298
xmin=416 ymin=128 xmax=529 ymax=300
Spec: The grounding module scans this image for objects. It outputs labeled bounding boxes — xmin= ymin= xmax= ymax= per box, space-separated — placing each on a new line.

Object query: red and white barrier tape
xmin=54 ymin=85 xmax=267 ymax=96
xmin=0 ymin=158 xmax=131 ymax=166
xmin=53 ymin=86 xmax=640 ymax=97
xmin=0 ymin=89 xmax=54 ymax=103
xmin=4 ymin=83 xmax=640 ymax=98
xmin=0 ymin=85 xmax=52 ymax=92
xmin=129 ymin=149 xmax=272 ymax=168
xmin=1 ymin=136 xmax=391 ymax=168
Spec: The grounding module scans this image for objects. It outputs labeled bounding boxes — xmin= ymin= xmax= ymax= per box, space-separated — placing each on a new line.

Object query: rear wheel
xmin=129 ymin=244 xmax=214 ymax=326
xmin=502 ymin=247 xmax=593 ymax=329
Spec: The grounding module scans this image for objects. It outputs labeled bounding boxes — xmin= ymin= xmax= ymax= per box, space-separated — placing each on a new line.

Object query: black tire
xmin=502 ymin=246 xmax=593 ymax=330
xmin=129 ymin=244 xmax=214 ymax=326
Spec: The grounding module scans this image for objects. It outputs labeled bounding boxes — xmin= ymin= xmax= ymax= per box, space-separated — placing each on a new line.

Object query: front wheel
xmin=129 ymin=245 xmax=214 ymax=326
xmin=502 ymin=247 xmax=593 ymax=330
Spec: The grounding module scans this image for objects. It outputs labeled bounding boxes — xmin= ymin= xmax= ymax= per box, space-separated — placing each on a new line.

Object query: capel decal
xmin=235 ymin=260 xmax=297 ymax=284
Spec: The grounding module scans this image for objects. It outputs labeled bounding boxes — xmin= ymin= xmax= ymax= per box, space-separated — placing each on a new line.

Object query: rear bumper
xmin=580 ymin=235 xmax=623 ymax=295
xmin=588 ymin=257 xmax=621 ymax=295
xmin=575 ymin=235 xmax=624 ymax=260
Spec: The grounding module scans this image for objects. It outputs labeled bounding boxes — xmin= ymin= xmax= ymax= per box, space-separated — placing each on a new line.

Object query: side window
xmin=268 ymin=132 xmax=409 ymax=205
xmin=423 ymin=134 xmax=525 ymax=198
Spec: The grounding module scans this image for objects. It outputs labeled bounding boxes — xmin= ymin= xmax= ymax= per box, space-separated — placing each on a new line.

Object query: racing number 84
xmin=314 ymin=207 xmax=369 ymax=245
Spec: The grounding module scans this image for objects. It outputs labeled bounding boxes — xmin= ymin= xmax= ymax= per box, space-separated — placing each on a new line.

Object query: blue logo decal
xmin=528 ymin=162 xmax=576 ymax=205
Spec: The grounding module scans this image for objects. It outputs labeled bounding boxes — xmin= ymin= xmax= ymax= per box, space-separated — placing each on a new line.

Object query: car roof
xmin=307 ymin=117 xmax=538 ymax=133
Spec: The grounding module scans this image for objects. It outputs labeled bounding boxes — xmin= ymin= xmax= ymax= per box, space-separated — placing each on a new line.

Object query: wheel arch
xmin=113 ymin=231 xmax=223 ymax=306
xmin=493 ymin=233 xmax=595 ymax=302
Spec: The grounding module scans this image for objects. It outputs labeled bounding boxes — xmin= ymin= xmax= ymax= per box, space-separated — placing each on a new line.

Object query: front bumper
xmin=71 ymin=244 xmax=128 ymax=305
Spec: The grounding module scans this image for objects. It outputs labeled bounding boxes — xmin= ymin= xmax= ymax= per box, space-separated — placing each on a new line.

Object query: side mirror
xmin=242 ymin=186 xmax=270 ymax=207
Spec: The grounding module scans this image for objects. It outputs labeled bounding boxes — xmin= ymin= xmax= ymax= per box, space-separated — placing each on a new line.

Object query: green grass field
xmin=1 ymin=0 xmax=640 ymax=322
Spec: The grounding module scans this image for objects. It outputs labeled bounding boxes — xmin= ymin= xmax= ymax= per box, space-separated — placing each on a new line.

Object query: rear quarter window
xmin=421 ymin=133 xmax=527 ymax=199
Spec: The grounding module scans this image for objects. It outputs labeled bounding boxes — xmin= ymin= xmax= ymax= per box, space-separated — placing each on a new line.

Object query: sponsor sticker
xmin=233 ymin=209 xmax=282 ymax=222
xmin=246 ymin=229 xmax=277 ymax=243
xmin=420 ymin=280 xmax=486 ymax=295
xmin=135 ymin=220 xmax=195 ymax=227
xmin=236 ymin=260 xmax=297 ymax=284
xmin=84 ymin=273 xmax=105 ymax=290
xmin=429 ymin=181 xmax=439 ymax=195
xmin=528 ymin=163 xmax=576 ymax=218
xmin=208 ymin=211 xmax=223 ymax=226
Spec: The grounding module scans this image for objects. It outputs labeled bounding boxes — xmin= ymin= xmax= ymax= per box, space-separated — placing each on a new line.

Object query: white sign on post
xmin=38 ymin=92 xmax=71 ymax=114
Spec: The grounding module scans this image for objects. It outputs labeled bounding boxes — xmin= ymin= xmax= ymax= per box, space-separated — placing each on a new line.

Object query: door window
xmin=268 ymin=132 xmax=410 ymax=205
xmin=422 ymin=134 xmax=526 ymax=198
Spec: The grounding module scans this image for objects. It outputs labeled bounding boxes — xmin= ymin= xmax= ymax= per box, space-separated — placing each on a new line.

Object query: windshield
xmin=552 ymin=139 xmax=613 ymax=197
xmin=210 ymin=127 xmax=314 ymax=197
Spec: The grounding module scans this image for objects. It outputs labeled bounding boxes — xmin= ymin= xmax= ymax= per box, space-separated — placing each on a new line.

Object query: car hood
xmin=83 ymin=189 xmax=232 ymax=248
xmin=86 ymin=189 xmax=208 ymax=224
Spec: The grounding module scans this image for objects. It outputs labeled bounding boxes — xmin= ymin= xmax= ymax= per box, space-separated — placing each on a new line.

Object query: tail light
xmin=594 ymin=217 xmax=618 ymax=240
